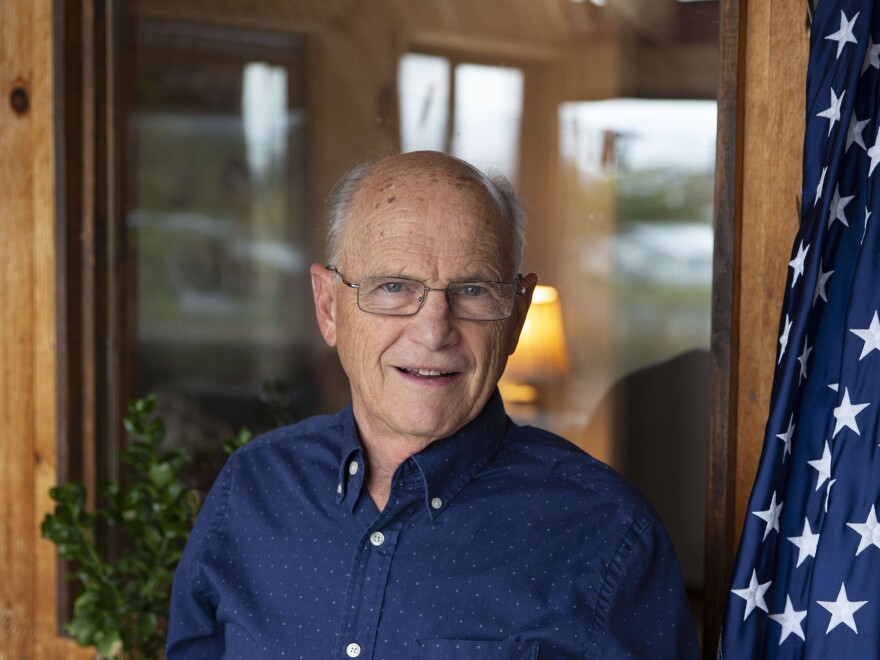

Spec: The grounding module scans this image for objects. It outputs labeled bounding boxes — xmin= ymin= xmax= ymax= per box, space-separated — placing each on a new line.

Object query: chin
xmin=394 ymin=409 xmax=466 ymax=442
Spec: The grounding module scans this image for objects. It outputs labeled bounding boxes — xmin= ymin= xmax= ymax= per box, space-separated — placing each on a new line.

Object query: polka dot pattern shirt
xmin=166 ymin=392 xmax=698 ymax=659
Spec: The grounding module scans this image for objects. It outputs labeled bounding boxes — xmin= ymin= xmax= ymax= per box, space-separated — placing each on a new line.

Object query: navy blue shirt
xmin=167 ymin=392 xmax=698 ymax=659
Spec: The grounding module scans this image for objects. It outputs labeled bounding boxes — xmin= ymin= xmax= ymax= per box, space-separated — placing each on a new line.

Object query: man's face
xmin=311 ymin=154 xmax=535 ymax=447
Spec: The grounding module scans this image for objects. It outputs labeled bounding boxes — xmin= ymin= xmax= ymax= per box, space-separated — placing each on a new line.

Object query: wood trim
xmin=703 ymin=0 xmax=810 ymax=654
xmin=66 ymin=0 xmax=129 ymax=491
xmin=53 ymin=0 xmax=129 ymax=634
xmin=703 ymin=0 xmax=742 ymax=652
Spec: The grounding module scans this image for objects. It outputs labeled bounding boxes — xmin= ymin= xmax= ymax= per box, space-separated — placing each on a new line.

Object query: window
xmin=399 ymin=54 xmax=524 ymax=183
xmin=63 ymin=0 xmax=724 ymax=642
xmin=557 ymin=99 xmax=717 ymax=593
xmin=127 ymin=22 xmax=313 ymax=491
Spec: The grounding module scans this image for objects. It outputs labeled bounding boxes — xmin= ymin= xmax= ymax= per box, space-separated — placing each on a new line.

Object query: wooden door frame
xmin=703 ymin=0 xmax=741 ymax=652
xmin=45 ymin=0 xmax=752 ymax=656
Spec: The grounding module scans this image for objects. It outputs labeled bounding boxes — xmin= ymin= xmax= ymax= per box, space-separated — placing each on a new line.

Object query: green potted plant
xmin=41 ymin=396 xmax=253 ymax=659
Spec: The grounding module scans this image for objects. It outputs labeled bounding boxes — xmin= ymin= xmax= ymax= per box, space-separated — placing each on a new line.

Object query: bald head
xmin=325 ymin=151 xmax=525 ymax=277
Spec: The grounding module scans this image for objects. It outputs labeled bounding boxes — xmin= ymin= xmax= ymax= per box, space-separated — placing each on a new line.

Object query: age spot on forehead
xmin=387 ymin=196 xmax=396 ymax=204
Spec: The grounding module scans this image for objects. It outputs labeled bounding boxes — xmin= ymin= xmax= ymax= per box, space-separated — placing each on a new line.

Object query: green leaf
xmin=94 ymin=629 xmax=123 ymax=659
xmin=149 ymin=462 xmax=175 ymax=490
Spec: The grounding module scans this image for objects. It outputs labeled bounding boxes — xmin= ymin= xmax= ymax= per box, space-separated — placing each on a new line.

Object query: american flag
xmin=720 ymin=0 xmax=880 ymax=657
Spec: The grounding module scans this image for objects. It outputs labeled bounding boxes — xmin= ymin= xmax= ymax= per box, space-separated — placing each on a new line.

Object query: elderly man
xmin=167 ymin=151 xmax=699 ymax=658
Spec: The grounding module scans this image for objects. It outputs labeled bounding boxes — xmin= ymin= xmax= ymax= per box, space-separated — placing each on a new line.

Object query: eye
xmin=380 ymin=280 xmax=408 ymax=294
xmin=458 ymin=284 xmax=486 ymax=297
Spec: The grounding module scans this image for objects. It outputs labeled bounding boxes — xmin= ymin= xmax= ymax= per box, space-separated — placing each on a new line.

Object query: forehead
xmin=343 ymin=159 xmax=513 ymax=274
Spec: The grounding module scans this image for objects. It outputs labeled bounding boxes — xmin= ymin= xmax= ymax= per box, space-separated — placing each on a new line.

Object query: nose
xmin=406 ymin=288 xmax=460 ymax=350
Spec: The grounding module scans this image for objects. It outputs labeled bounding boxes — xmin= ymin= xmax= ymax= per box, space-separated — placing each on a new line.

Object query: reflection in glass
xmin=242 ymin=63 xmax=289 ymax=178
xmin=398 ymin=53 xmax=450 ymax=153
xmin=127 ymin=25 xmax=311 ymax=491
xmin=559 ymin=99 xmax=716 ymax=380
xmin=558 ymin=98 xmax=717 ymax=595
xmin=452 ymin=63 xmax=524 ymax=183
xmin=399 ymin=54 xmax=524 ymax=183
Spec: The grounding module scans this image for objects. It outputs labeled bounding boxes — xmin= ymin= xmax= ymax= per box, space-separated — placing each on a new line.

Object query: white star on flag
xmin=816 ymin=166 xmax=827 ymax=205
xmin=846 ymin=113 xmax=869 ymax=151
xmin=863 ymin=208 xmax=872 ymax=244
xmin=846 ymin=505 xmax=880 ymax=555
xmin=769 ymin=596 xmax=807 ymax=644
xmin=832 ymin=387 xmax=870 ymax=437
xmin=825 ymin=479 xmax=836 ymax=513
xmin=813 ymin=260 xmax=833 ymax=306
xmin=817 ymin=583 xmax=868 ymax=634
xmin=779 ymin=314 xmax=793 ymax=364
xmin=862 ymin=35 xmax=880 ymax=75
xmin=849 ymin=310 xmax=880 ymax=360
xmin=797 ymin=337 xmax=812 ymax=383
xmin=731 ymin=569 xmax=772 ymax=620
xmin=825 ymin=10 xmax=859 ymax=58
xmin=753 ymin=491 xmax=783 ymax=540
xmin=776 ymin=414 xmax=795 ymax=460
xmin=808 ymin=440 xmax=832 ymax=491
xmin=817 ymin=87 xmax=845 ymax=135
xmin=788 ymin=240 xmax=810 ymax=287
xmin=787 ymin=517 xmax=821 ymax=567
xmin=868 ymin=128 xmax=880 ymax=175
xmin=828 ymin=184 xmax=854 ymax=227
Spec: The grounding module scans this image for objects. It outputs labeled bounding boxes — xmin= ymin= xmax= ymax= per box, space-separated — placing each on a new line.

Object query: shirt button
xmin=346 ymin=642 xmax=361 ymax=657
xmin=370 ymin=531 xmax=385 ymax=546
xmin=348 ymin=461 xmax=359 ymax=476
xmin=431 ymin=497 xmax=443 ymax=510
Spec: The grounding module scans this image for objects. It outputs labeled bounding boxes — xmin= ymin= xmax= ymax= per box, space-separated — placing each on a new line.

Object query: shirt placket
xmin=334 ymin=477 xmax=421 ymax=659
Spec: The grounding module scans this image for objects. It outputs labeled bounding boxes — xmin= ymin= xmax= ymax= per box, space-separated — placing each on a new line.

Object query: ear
xmin=507 ymin=272 xmax=538 ymax=355
xmin=311 ymin=263 xmax=339 ymax=347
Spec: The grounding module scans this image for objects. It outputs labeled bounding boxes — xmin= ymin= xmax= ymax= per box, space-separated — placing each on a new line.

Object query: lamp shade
xmin=503 ymin=285 xmax=570 ymax=384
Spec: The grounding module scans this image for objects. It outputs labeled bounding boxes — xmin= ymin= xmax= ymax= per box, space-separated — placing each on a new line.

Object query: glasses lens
xmin=357 ymin=276 xmax=423 ymax=315
xmin=448 ymin=282 xmax=514 ymax=320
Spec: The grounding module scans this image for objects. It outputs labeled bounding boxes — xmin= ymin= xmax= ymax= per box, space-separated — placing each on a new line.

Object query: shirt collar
xmin=408 ymin=390 xmax=508 ymax=519
xmin=336 ymin=391 xmax=509 ymax=518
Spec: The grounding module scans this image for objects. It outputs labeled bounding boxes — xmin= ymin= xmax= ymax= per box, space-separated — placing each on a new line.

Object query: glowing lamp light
xmin=501 ymin=285 xmax=570 ymax=404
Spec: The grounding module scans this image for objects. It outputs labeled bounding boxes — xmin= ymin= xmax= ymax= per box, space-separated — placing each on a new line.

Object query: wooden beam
xmin=735 ymin=0 xmax=808 ymax=538
xmin=0 ymin=0 xmax=93 ymax=656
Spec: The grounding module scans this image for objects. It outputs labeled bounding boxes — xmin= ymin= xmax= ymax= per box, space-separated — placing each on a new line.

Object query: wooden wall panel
xmin=0 ymin=0 xmax=90 ymax=657
xmin=1 ymin=0 xmax=44 ymax=654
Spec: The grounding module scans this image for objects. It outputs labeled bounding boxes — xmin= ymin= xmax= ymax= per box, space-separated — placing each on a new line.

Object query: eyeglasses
xmin=326 ymin=265 xmax=525 ymax=321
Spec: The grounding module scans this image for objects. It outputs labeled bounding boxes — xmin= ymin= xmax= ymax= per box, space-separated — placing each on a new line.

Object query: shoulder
xmin=212 ymin=409 xmax=352 ymax=498
xmin=233 ymin=409 xmax=348 ymax=460
xmin=498 ymin=422 xmax=661 ymax=532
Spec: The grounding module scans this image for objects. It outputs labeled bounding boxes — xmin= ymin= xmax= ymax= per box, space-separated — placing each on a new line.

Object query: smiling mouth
xmin=398 ymin=368 xmax=456 ymax=378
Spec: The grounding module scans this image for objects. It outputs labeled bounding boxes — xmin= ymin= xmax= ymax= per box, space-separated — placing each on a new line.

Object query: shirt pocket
xmin=413 ymin=639 xmax=540 ymax=660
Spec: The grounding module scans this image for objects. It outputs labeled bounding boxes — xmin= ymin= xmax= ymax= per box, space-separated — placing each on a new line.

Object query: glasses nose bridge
xmin=416 ymin=283 xmax=454 ymax=315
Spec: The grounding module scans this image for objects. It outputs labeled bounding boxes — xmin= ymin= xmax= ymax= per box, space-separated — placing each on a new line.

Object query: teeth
xmin=402 ymin=368 xmax=451 ymax=377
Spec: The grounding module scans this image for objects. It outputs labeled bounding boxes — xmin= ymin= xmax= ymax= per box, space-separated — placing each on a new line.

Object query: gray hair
xmin=324 ymin=155 xmax=526 ymax=276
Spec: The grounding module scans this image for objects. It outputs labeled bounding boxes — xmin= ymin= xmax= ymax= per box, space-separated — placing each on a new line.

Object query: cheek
xmin=336 ymin=310 xmax=397 ymax=374
xmin=469 ymin=326 xmax=511 ymax=372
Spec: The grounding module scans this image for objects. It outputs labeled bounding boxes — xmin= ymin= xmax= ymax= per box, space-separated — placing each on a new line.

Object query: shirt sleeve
xmin=590 ymin=515 xmax=700 ymax=660
xmin=165 ymin=458 xmax=234 ymax=658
